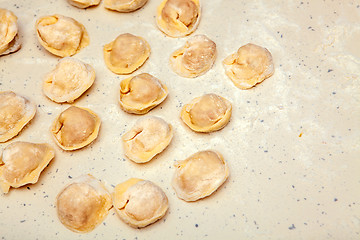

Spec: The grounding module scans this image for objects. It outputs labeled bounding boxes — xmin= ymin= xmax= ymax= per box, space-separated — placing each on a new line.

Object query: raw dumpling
xmin=56 ymin=174 xmax=112 ymax=233
xmin=105 ymin=0 xmax=148 ymax=12
xmin=0 ymin=8 xmax=21 ymax=56
xmin=170 ymin=35 xmax=216 ymax=78
xmin=43 ymin=57 xmax=95 ymax=103
xmin=67 ymin=0 xmax=101 ymax=8
xmin=122 ymin=116 xmax=173 ymax=163
xmin=156 ymin=0 xmax=201 ymax=38
xmin=36 ymin=14 xmax=89 ymax=57
xmin=181 ymin=93 xmax=231 ymax=132
xmin=119 ymin=73 xmax=168 ymax=114
xmin=172 ymin=150 xmax=229 ymax=201
xmin=113 ymin=178 xmax=169 ymax=228
xmin=51 ymin=106 xmax=101 ymax=150
xmin=223 ymin=43 xmax=274 ymax=89
xmin=0 ymin=142 xmax=55 ymax=194
xmin=0 ymin=91 xmax=36 ymax=143
xmin=103 ymin=33 xmax=150 ymax=74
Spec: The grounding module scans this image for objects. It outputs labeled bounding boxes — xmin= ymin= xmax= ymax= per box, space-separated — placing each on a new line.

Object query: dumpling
xmin=51 ymin=106 xmax=101 ymax=150
xmin=0 ymin=142 xmax=55 ymax=194
xmin=223 ymin=43 xmax=274 ymax=89
xmin=0 ymin=91 xmax=36 ymax=143
xmin=170 ymin=35 xmax=216 ymax=78
xmin=181 ymin=93 xmax=231 ymax=132
xmin=67 ymin=0 xmax=101 ymax=8
xmin=103 ymin=33 xmax=150 ymax=74
xmin=104 ymin=0 xmax=148 ymax=12
xmin=36 ymin=14 xmax=89 ymax=57
xmin=56 ymin=174 xmax=112 ymax=233
xmin=119 ymin=73 xmax=168 ymax=114
xmin=156 ymin=0 xmax=201 ymax=38
xmin=43 ymin=57 xmax=95 ymax=103
xmin=113 ymin=178 xmax=169 ymax=228
xmin=0 ymin=8 xmax=21 ymax=56
xmin=122 ymin=116 xmax=173 ymax=163
xmin=172 ymin=150 xmax=229 ymax=201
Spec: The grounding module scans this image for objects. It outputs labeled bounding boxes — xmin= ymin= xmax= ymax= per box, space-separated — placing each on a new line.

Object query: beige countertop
xmin=0 ymin=0 xmax=359 ymax=239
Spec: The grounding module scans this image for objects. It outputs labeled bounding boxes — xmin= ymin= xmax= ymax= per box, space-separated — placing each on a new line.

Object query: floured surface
xmin=0 ymin=0 xmax=359 ymax=239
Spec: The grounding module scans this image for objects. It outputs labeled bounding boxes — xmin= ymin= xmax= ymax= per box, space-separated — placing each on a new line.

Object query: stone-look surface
xmin=0 ymin=1 xmax=359 ymax=240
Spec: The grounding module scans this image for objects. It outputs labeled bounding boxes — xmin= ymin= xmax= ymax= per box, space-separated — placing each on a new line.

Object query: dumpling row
xmin=56 ymin=174 xmax=169 ymax=231
xmin=66 ymin=0 xmax=149 ymax=12
xmin=56 ymin=148 xmax=230 ymax=233
xmin=5 ymin=6 xmax=274 ymax=88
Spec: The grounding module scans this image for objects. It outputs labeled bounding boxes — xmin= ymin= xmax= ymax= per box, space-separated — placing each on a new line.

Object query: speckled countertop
xmin=0 ymin=0 xmax=359 ymax=239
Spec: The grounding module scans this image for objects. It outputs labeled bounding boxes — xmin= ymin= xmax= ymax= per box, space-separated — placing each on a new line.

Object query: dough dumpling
xmin=122 ymin=116 xmax=173 ymax=163
xmin=223 ymin=43 xmax=274 ymax=89
xmin=36 ymin=14 xmax=89 ymax=57
xmin=113 ymin=178 xmax=169 ymax=228
xmin=43 ymin=57 xmax=95 ymax=103
xmin=172 ymin=150 xmax=229 ymax=201
xmin=67 ymin=0 xmax=101 ymax=8
xmin=0 ymin=142 xmax=55 ymax=194
xmin=170 ymin=35 xmax=216 ymax=78
xmin=56 ymin=174 xmax=112 ymax=233
xmin=103 ymin=33 xmax=150 ymax=74
xmin=119 ymin=73 xmax=168 ymax=114
xmin=51 ymin=106 xmax=101 ymax=150
xmin=0 ymin=91 xmax=36 ymax=143
xmin=156 ymin=0 xmax=200 ymax=38
xmin=104 ymin=0 xmax=148 ymax=12
xmin=0 ymin=8 xmax=21 ymax=56
xmin=181 ymin=93 xmax=232 ymax=132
